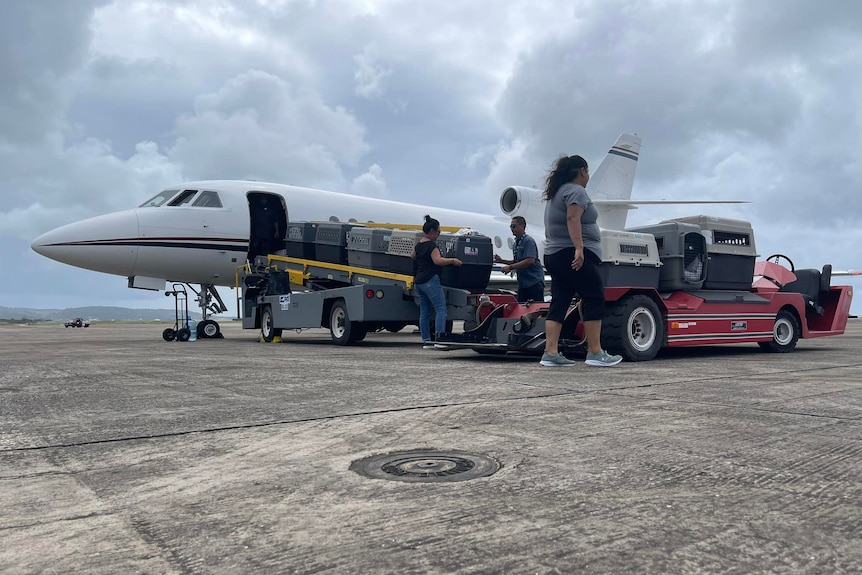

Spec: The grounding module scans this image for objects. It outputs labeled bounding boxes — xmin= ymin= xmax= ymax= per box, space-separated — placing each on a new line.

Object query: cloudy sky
xmin=2 ymin=0 xmax=860 ymax=315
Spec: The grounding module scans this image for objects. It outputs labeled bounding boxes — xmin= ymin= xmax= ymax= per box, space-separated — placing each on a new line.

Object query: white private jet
xmin=32 ymin=133 xmax=759 ymax=337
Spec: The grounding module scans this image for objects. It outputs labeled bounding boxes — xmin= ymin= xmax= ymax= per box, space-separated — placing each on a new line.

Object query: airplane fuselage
xmin=31 ymin=133 xmax=646 ymax=292
xmin=32 ymin=180 xmax=515 ymax=288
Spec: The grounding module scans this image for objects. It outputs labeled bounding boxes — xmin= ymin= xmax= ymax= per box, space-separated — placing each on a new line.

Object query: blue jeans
xmin=416 ymin=275 xmax=447 ymax=341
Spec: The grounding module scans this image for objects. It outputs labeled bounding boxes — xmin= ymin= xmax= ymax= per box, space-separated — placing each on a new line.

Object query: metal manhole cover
xmin=351 ymin=449 xmax=500 ymax=483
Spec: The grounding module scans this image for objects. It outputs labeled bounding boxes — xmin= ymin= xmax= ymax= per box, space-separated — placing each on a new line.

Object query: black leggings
xmin=543 ymin=248 xmax=604 ymax=323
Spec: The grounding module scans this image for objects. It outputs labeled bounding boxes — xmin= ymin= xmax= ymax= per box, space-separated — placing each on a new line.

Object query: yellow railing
xmin=267 ymin=255 xmax=414 ymax=289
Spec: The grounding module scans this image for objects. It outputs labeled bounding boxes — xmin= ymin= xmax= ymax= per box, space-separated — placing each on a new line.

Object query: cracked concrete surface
xmin=1 ymin=320 xmax=861 ymax=574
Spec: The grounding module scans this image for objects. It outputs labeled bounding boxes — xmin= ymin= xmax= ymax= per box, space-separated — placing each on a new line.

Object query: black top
xmin=414 ymin=240 xmax=441 ymax=284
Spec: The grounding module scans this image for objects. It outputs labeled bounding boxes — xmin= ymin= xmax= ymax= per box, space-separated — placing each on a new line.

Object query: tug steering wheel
xmin=765 ymin=253 xmax=795 ymax=272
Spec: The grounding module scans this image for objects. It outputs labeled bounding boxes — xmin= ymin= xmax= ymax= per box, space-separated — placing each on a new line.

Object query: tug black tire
xmin=758 ymin=309 xmax=799 ymax=353
xmin=602 ymin=295 xmax=664 ymax=361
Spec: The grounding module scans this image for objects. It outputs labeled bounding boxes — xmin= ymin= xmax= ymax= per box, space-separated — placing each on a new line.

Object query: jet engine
xmin=499 ymin=186 xmax=544 ymax=227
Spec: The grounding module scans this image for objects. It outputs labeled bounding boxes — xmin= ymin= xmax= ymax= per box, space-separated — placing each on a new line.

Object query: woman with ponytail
xmin=411 ymin=215 xmax=462 ymax=349
xmin=540 ymin=155 xmax=622 ymax=367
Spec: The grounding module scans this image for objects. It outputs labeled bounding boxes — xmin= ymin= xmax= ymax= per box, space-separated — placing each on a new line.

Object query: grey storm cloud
xmin=167 ymin=70 xmax=371 ymax=188
xmin=0 ymin=0 xmax=104 ymax=143
xmin=494 ymin=0 xmax=861 ymax=231
xmin=1 ymin=0 xmax=860 ymax=313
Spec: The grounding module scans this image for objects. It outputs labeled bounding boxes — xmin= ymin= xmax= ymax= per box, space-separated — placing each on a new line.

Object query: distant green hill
xmin=0 ymin=306 xmax=212 ymax=322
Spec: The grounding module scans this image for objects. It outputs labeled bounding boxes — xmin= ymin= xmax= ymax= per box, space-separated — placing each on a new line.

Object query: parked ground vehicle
xmin=240 ymin=223 xmax=495 ymax=344
xmin=240 ymin=257 xmax=477 ymax=345
xmin=64 ymin=318 xmax=90 ymax=328
xmin=437 ymin=257 xmax=852 ymax=360
xmin=239 ymin=219 xmax=853 ymax=360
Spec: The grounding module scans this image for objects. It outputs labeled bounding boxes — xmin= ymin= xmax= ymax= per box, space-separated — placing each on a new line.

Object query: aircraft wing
xmin=832 ymin=270 xmax=861 ymax=276
xmin=594 ymin=200 xmax=749 ymax=205
xmin=487 ymin=266 xmax=552 ymax=292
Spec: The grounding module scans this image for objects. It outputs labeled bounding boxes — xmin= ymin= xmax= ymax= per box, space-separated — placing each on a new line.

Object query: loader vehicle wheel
xmin=162 ymin=328 xmax=176 ymax=342
xmin=765 ymin=254 xmax=795 ymax=272
xmin=602 ymin=294 xmax=664 ymax=361
xmin=260 ymin=306 xmax=282 ymax=343
xmin=177 ymin=327 xmax=191 ymax=342
xmin=198 ymin=319 xmax=221 ymax=339
xmin=330 ymin=300 xmax=362 ymax=345
xmin=758 ymin=309 xmax=799 ymax=353
xmin=353 ymin=324 xmax=368 ymax=342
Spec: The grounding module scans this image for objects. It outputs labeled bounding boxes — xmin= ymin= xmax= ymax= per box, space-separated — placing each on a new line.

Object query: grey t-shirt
xmin=543 ymin=183 xmax=602 ymax=259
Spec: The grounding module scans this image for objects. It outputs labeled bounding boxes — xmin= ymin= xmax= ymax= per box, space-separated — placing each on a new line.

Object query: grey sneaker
xmin=539 ymin=352 xmax=577 ymax=367
xmin=585 ymin=350 xmax=623 ymax=367
xmin=422 ymin=342 xmax=437 ymax=350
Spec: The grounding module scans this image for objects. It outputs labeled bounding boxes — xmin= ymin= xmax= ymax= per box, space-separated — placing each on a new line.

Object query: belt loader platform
xmin=238 ymin=254 xmax=488 ymax=345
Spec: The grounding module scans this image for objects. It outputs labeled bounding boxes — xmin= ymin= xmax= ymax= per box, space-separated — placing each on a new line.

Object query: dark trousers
xmin=543 ymin=248 xmax=605 ymax=323
xmin=517 ymin=282 xmax=545 ymax=303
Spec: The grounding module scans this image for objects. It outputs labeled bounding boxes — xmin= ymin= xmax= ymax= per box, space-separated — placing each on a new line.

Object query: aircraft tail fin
xmin=589 ymin=133 xmax=641 ymax=230
xmin=499 ymin=132 xmax=642 ymax=230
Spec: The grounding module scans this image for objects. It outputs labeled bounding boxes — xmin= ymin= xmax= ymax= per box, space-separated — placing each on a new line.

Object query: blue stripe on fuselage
xmin=43 ymin=239 xmax=249 ymax=252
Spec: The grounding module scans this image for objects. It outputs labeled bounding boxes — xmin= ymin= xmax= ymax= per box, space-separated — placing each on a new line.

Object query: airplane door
xmin=248 ymin=191 xmax=287 ymax=262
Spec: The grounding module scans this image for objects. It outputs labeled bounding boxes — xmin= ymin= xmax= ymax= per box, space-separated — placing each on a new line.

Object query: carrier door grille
xmin=619 ymin=243 xmax=649 ymax=256
xmin=713 ymin=230 xmax=751 ymax=246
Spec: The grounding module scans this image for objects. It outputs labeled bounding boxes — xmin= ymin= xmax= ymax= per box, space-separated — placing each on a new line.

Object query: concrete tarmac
xmin=1 ymin=319 xmax=861 ymax=574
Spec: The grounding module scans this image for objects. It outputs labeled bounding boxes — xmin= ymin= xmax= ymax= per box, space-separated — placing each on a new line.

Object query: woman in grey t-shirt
xmin=540 ymin=155 xmax=622 ymax=367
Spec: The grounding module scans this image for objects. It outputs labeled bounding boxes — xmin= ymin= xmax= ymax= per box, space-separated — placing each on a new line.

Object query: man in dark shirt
xmin=494 ymin=216 xmax=545 ymax=302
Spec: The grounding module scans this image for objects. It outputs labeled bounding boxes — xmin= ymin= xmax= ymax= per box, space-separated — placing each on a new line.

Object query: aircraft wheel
xmin=603 ymin=294 xmax=664 ymax=361
xmin=330 ymin=300 xmax=361 ymax=345
xmin=759 ymin=309 xmax=799 ymax=353
xmin=198 ymin=319 xmax=221 ymax=339
xmin=177 ymin=327 xmax=191 ymax=342
xmin=260 ymin=306 xmax=282 ymax=343
xmin=162 ymin=328 xmax=176 ymax=342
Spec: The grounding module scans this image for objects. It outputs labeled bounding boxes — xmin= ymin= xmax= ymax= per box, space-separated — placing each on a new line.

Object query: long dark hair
xmin=543 ymin=155 xmax=588 ymax=201
xmin=422 ymin=214 xmax=440 ymax=234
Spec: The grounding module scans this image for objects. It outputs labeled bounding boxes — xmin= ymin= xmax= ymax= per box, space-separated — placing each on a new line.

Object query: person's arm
xmin=567 ymin=203 xmax=586 ymax=270
xmin=494 ymin=254 xmax=513 ymax=265
xmin=507 ymin=256 xmax=536 ymax=271
xmin=431 ymin=247 xmax=462 ymax=266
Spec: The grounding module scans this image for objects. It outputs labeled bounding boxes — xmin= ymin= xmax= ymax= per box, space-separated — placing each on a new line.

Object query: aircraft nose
xmin=31 ymin=210 xmax=140 ymax=277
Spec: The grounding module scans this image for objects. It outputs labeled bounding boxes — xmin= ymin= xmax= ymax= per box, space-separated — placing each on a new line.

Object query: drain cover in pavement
xmin=351 ymin=449 xmax=500 ymax=483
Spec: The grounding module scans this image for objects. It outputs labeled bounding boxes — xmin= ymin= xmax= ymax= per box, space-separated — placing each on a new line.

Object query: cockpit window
xmin=168 ymin=190 xmax=198 ymax=206
xmin=139 ymin=189 xmax=180 ymax=208
xmin=192 ymin=191 xmax=223 ymax=208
